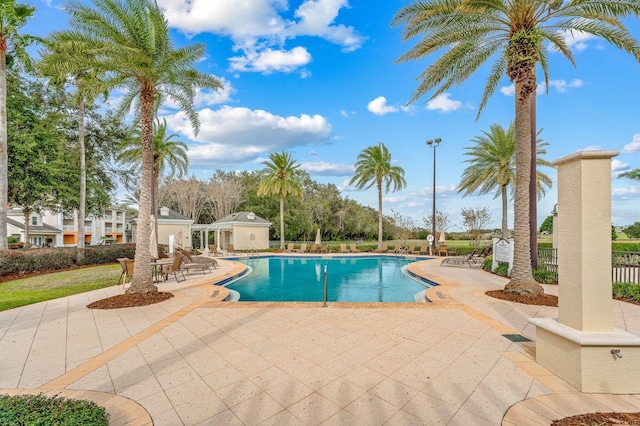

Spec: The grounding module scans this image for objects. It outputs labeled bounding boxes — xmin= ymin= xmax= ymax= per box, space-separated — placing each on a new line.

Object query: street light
xmin=426 ymin=138 xmax=442 ymax=254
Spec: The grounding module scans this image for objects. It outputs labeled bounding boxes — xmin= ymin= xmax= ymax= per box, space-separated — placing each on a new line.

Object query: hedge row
xmin=0 ymin=244 xmax=149 ymax=277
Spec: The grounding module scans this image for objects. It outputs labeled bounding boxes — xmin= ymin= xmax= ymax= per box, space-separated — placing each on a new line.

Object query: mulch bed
xmin=551 ymin=412 xmax=640 ymax=425
xmin=87 ymin=292 xmax=173 ymax=309
xmin=485 ymin=290 xmax=559 ymax=307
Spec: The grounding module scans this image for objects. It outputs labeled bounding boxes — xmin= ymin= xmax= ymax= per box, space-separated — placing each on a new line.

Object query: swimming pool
xmin=226 ymin=256 xmax=432 ymax=302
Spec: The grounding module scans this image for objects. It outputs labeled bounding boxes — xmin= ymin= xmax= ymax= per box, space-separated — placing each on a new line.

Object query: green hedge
xmin=0 ymin=244 xmax=139 ymax=277
xmin=0 ymin=393 xmax=109 ymax=425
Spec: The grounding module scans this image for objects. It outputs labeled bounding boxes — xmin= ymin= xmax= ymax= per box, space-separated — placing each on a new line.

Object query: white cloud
xmin=501 ymin=79 xmax=583 ymax=96
xmin=163 ymin=106 xmax=332 ymax=167
xmin=229 ymin=46 xmax=312 ymax=73
xmin=158 ymin=0 xmax=365 ymax=74
xmin=613 ymin=186 xmax=640 ymax=198
xmin=560 ymin=30 xmax=596 ymax=52
xmin=426 ymin=93 xmax=462 ymax=112
xmin=611 ymin=158 xmax=629 ymax=176
xmin=367 ymin=96 xmax=398 ymax=116
xmin=623 ymin=134 xmax=640 ymax=153
xmin=300 ymin=161 xmax=354 ymax=176
xmin=579 ymin=145 xmax=601 ymax=151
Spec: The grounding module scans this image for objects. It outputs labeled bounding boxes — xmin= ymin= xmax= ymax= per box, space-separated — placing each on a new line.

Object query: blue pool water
xmin=226 ymin=256 xmax=431 ymax=302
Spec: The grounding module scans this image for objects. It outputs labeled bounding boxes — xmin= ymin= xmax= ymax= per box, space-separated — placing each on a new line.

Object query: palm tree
xmin=257 ymin=151 xmax=303 ymax=249
xmin=458 ymin=122 xmax=551 ymax=239
xmin=118 ymin=118 xmax=189 ymax=214
xmin=39 ymin=33 xmax=108 ymax=252
xmin=64 ymin=0 xmax=222 ymax=294
xmin=618 ymin=169 xmax=640 ymax=181
xmin=350 ymin=143 xmax=406 ymax=248
xmin=392 ymin=0 xmax=640 ymax=295
xmin=0 ymin=1 xmax=35 ymax=250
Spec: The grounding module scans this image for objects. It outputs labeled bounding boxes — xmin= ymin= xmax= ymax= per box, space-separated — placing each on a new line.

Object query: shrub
xmin=7 ymin=236 xmax=19 ymax=244
xmin=612 ymin=242 xmax=640 ymax=252
xmin=493 ymin=264 xmax=509 ymax=277
xmin=482 ymin=255 xmax=493 ymax=271
xmin=613 ymin=282 xmax=640 ymax=302
xmin=533 ymin=268 xmax=557 ymax=283
xmin=0 ymin=393 xmax=109 ymax=425
xmin=0 ymin=244 xmax=138 ymax=277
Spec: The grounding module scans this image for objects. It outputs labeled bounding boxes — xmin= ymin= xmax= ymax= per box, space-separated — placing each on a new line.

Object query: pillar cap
xmin=551 ymin=150 xmax=619 ymax=167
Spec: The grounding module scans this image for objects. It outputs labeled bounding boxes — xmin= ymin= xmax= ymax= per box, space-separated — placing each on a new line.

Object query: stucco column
xmin=216 ymin=229 xmax=221 ymax=251
xmin=553 ymin=150 xmax=617 ymax=332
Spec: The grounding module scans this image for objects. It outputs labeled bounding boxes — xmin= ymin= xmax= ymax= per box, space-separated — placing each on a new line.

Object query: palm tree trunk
xmin=377 ymin=182 xmax=383 ymax=248
xmin=127 ymin=82 xmax=156 ymax=294
xmin=505 ymin=85 xmax=543 ymax=295
xmin=77 ymin=81 xmax=86 ymax=255
xmin=0 ymin=46 xmax=8 ymax=250
xmin=23 ymin=209 xmax=29 ymax=246
xmin=279 ymin=191 xmax=285 ymax=249
xmin=501 ymin=184 xmax=508 ymax=239
xmin=529 ymin=92 xmax=538 ymax=268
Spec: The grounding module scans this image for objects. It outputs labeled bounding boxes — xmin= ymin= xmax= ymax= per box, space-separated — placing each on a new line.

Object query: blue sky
xmin=24 ymin=0 xmax=640 ymax=230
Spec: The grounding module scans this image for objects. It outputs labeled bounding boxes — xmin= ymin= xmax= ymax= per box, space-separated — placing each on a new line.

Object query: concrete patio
xmin=1 ymin=255 xmax=639 ymax=425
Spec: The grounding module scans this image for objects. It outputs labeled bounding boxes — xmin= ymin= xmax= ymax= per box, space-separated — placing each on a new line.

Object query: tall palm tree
xmin=392 ymin=0 xmax=640 ymax=295
xmin=0 ymin=1 xmax=35 ymax=250
xmin=64 ymin=0 xmax=222 ymax=294
xmin=39 ymin=33 xmax=108 ymax=252
xmin=118 ymin=118 xmax=189 ymax=214
xmin=349 ymin=143 xmax=406 ymax=248
xmin=458 ymin=122 xmax=552 ymax=239
xmin=257 ymin=151 xmax=303 ymax=249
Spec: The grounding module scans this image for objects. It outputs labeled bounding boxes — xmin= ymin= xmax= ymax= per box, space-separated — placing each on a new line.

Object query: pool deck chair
xmin=412 ymin=244 xmax=428 ymax=255
xmin=165 ymin=256 xmax=186 ymax=282
xmin=340 ymin=243 xmax=349 ymax=253
xmin=295 ymin=243 xmax=308 ymax=253
xmin=350 ymin=243 xmax=361 ymax=253
xmin=117 ymin=258 xmax=133 ymax=287
xmin=373 ymin=243 xmax=389 ymax=253
xmin=441 ymin=249 xmax=483 ymax=268
xmin=285 ymin=243 xmax=295 ymax=253
xmin=438 ymin=245 xmax=448 ymax=256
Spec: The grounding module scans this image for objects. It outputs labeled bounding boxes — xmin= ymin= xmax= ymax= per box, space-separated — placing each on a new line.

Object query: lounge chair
xmin=177 ymin=248 xmax=215 ymax=274
xmin=406 ymin=244 xmax=416 ymax=254
xmin=285 ymin=243 xmax=295 ymax=253
xmin=437 ymin=245 xmax=448 ymax=256
xmin=320 ymin=244 xmax=328 ymax=253
xmin=350 ymin=243 xmax=361 ymax=253
xmin=309 ymin=244 xmax=319 ymax=253
xmin=412 ymin=244 xmax=428 ymax=255
xmin=208 ymin=245 xmax=223 ymax=256
xmin=441 ymin=249 xmax=483 ymax=268
xmin=340 ymin=243 xmax=349 ymax=253
xmin=226 ymin=244 xmax=237 ymax=255
xmin=295 ymin=243 xmax=308 ymax=253
xmin=373 ymin=243 xmax=389 ymax=253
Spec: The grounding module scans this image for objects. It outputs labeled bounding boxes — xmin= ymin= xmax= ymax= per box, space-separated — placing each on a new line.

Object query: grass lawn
xmin=0 ymin=264 xmax=122 ymax=312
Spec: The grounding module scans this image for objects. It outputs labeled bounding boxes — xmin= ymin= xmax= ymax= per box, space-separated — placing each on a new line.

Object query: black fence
xmin=537 ymin=248 xmax=640 ymax=284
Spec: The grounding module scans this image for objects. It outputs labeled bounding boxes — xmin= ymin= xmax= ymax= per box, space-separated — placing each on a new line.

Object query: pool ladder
xmin=248 ymin=248 xmax=259 ymax=258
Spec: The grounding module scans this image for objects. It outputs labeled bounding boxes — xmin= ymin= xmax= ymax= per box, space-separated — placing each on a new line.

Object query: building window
xmin=31 ymin=216 xmax=38 ymax=226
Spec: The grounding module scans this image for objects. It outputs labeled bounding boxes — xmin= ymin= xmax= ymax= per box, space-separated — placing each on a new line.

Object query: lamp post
xmin=426 ymin=138 xmax=442 ymax=253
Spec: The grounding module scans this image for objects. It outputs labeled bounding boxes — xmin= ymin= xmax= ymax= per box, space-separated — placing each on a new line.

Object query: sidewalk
xmin=1 ymin=256 xmax=638 ymax=425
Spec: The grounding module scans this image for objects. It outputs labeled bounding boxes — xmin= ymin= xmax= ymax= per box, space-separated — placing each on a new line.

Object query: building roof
xmin=7 ymin=218 xmax=61 ymax=234
xmin=213 ymin=212 xmax=271 ymax=226
xmin=130 ymin=207 xmax=194 ymax=224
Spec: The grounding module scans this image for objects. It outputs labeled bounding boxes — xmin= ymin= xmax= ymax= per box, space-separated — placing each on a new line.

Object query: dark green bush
xmin=538 ymin=242 xmax=552 ymax=249
xmin=493 ymin=264 xmax=509 ymax=277
xmin=612 ymin=242 xmax=640 ymax=252
xmin=533 ymin=268 xmax=557 ymax=283
xmin=482 ymin=255 xmax=493 ymax=271
xmin=0 ymin=393 xmax=109 ymax=425
xmin=0 ymin=244 xmax=138 ymax=277
xmin=613 ymin=282 xmax=640 ymax=302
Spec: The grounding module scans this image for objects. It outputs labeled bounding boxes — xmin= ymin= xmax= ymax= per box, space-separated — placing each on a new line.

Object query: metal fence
xmin=537 ymin=248 xmax=640 ymax=284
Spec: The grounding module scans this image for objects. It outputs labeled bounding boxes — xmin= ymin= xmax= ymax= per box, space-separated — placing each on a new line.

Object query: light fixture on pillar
xmin=426 ymin=138 xmax=442 ymax=250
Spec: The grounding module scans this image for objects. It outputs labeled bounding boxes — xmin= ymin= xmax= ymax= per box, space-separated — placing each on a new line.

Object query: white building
xmin=6 ymin=207 xmax=128 ymax=247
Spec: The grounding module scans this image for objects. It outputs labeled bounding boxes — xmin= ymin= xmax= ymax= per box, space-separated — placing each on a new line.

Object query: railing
xmin=612 ymin=251 xmax=640 ymax=283
xmin=537 ymin=248 xmax=558 ymax=281
xmin=537 ymin=248 xmax=640 ymax=284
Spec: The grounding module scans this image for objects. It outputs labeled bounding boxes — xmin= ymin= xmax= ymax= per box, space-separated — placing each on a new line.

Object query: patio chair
xmin=406 ymin=244 xmax=416 ymax=254
xmin=164 ymin=256 xmax=186 ymax=282
xmin=226 ymin=244 xmax=237 ymax=255
xmin=350 ymin=243 xmax=361 ymax=253
xmin=177 ymin=249 xmax=213 ymax=274
xmin=441 ymin=249 xmax=482 ymax=268
xmin=373 ymin=243 xmax=389 ymax=253
xmin=309 ymin=244 xmax=319 ymax=253
xmin=117 ymin=258 xmax=134 ymax=287
xmin=208 ymin=245 xmax=223 ymax=256
xmin=295 ymin=243 xmax=308 ymax=253
xmin=340 ymin=243 xmax=348 ymax=253
xmin=285 ymin=243 xmax=295 ymax=253
xmin=320 ymin=244 xmax=328 ymax=253
xmin=438 ymin=245 xmax=448 ymax=256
